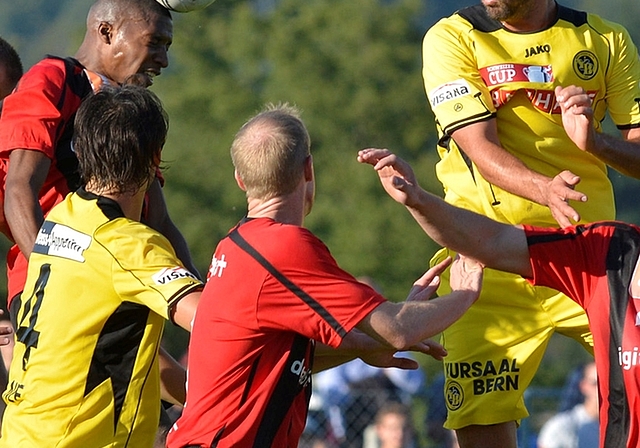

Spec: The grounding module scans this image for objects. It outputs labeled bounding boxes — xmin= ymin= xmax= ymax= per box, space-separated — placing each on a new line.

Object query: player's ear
xmin=98 ymin=22 xmax=113 ymax=45
xmin=234 ymin=169 xmax=247 ymax=191
xmin=303 ymin=155 xmax=313 ymax=182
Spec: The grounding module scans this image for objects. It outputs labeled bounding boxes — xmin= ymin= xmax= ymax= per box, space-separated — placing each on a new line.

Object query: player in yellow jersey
xmin=0 ymin=85 xmax=203 ymax=447
xmin=422 ymin=1 xmax=640 ymax=446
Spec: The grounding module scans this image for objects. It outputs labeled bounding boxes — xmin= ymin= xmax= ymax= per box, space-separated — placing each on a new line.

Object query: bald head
xmin=231 ymin=104 xmax=311 ymax=200
xmin=76 ymin=0 xmax=172 ymax=86
xmin=87 ymin=0 xmax=171 ymax=28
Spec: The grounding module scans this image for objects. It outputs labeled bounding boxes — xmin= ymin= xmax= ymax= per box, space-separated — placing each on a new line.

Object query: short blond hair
xmin=231 ymin=103 xmax=310 ymax=200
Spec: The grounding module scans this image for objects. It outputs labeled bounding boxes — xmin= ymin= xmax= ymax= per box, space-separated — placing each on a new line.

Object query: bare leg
xmin=455 ymin=421 xmax=518 ymax=448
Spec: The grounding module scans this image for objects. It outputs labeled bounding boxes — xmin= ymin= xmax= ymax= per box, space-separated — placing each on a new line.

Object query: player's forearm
xmin=158 ymin=347 xmax=187 ymax=406
xmin=405 ymin=188 xmax=531 ymax=276
xmin=588 ymin=132 xmax=640 ymax=179
xmin=4 ymin=190 xmax=43 ymax=258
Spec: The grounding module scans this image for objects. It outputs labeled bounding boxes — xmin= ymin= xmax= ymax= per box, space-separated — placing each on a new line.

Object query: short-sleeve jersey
xmin=166 ymin=217 xmax=386 ymax=448
xmin=0 ymin=189 xmax=203 ymax=448
xmin=0 ymin=56 xmax=93 ymax=305
xmin=422 ymin=5 xmax=640 ymax=227
xmin=525 ymin=222 xmax=640 ymax=447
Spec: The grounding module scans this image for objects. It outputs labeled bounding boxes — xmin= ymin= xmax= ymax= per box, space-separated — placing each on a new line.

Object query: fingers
xmin=555 ymin=85 xmax=592 ymax=110
xmin=383 ymin=356 xmax=420 ymax=370
xmin=356 ymin=148 xmax=392 ymax=166
xmin=407 ymin=258 xmax=454 ymax=301
xmin=549 ymin=170 xmax=586 ymax=226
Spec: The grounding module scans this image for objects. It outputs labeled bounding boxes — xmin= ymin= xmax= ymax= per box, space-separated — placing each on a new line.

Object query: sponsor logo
xmin=525 ymin=44 xmax=551 ymax=58
xmin=208 ymin=254 xmax=228 ymax=279
xmin=291 ymin=358 xmax=312 ymax=387
xmin=445 ymin=380 xmax=464 ymax=411
xmin=152 ymin=267 xmax=198 ymax=285
xmin=573 ymin=51 xmax=598 ymax=80
xmin=429 ymin=80 xmax=471 ymax=108
xmin=480 ymin=63 xmax=553 ymax=86
xmin=619 ymin=347 xmax=640 ymax=370
xmin=490 ymin=88 xmax=597 ymax=113
xmin=446 ymin=358 xmax=520 ymax=397
xmin=33 ymin=221 xmax=91 ymax=262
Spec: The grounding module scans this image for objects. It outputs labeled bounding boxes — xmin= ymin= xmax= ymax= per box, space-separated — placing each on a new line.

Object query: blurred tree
xmin=153 ymin=0 xmax=443 ymax=306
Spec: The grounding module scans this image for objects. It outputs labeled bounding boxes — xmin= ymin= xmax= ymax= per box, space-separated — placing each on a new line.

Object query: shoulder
xmin=95 ymin=219 xmax=179 ymax=265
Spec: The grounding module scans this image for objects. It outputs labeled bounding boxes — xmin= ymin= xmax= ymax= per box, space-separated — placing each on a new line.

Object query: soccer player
xmin=0 ymin=85 xmax=203 ymax=447
xmin=0 ymin=0 xmax=198 ymax=326
xmin=358 ymin=146 xmax=640 ymax=448
xmin=421 ymin=1 xmax=640 ymax=445
xmin=166 ymin=104 xmax=484 ymax=448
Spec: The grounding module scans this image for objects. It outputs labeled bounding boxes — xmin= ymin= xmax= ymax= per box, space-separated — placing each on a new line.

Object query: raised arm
xmin=357 ymin=148 xmax=532 ymax=278
xmin=450 ymin=119 xmax=585 ymax=227
xmin=556 ymin=85 xmax=640 ymax=179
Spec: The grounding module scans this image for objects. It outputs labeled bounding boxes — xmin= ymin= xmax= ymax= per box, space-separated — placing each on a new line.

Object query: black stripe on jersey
xmin=49 ymin=56 xmax=92 ymax=193
xmin=77 ymin=187 xmax=126 ymax=220
xmin=229 ymin=227 xmax=348 ymax=338
xmin=458 ymin=4 xmax=587 ymax=32
xmin=84 ymin=302 xmax=150 ymax=431
xmin=603 ymin=224 xmax=638 ymax=447
xmin=457 ymin=5 xmax=500 ymax=33
xmin=527 ymin=221 xmax=637 ymax=446
xmin=252 ymin=334 xmax=312 ymax=448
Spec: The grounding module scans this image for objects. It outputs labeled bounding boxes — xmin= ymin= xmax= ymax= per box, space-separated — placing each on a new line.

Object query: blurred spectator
xmin=537 ymin=362 xmax=598 ymax=448
xmin=311 ymin=276 xmax=427 ymax=448
xmin=362 ymin=402 xmax=416 ymax=448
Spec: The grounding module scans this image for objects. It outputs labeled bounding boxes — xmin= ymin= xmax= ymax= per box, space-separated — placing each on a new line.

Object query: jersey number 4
xmin=16 ymin=264 xmax=51 ymax=371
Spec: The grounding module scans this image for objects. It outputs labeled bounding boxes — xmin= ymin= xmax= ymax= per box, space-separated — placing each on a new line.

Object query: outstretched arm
xmin=357 ymin=148 xmax=532 ymax=278
xmin=556 ymin=85 xmax=640 ymax=179
xmin=313 ymin=258 xmax=452 ymax=372
xmin=353 ymin=254 xmax=484 ymax=351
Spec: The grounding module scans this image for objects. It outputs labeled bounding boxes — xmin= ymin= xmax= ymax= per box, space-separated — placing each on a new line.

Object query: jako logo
xmin=152 ymin=267 xmax=198 ymax=285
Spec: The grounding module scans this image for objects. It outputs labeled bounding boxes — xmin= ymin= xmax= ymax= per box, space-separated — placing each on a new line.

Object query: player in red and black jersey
xmin=166 ymin=104 xmax=484 ymax=448
xmin=0 ymin=0 xmax=198 ymax=314
xmin=359 ymin=145 xmax=640 ymax=448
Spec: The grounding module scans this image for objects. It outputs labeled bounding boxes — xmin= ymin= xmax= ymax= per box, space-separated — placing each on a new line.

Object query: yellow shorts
xmin=431 ymin=248 xmax=593 ymax=430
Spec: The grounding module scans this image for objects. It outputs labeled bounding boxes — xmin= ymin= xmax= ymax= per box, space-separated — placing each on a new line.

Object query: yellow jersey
xmin=1 ymin=189 xmax=202 ymax=447
xmin=423 ymin=4 xmax=640 ymax=226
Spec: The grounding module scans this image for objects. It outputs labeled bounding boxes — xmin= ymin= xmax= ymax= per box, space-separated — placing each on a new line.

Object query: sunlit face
xmin=107 ymin=11 xmax=173 ymax=86
xmin=481 ymin=0 xmax=533 ymax=22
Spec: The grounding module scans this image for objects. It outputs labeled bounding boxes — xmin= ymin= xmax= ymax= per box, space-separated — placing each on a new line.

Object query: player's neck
xmin=246 ymin=195 xmax=305 ymax=227
xmin=501 ymin=1 xmax=557 ymax=33
xmin=86 ymin=184 xmax=146 ymax=221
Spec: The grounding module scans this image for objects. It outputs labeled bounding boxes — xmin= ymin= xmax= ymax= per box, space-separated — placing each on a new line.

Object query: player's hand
xmin=546 ymin=170 xmax=587 ymax=228
xmin=448 ymin=255 xmax=483 ymax=305
xmin=360 ymin=339 xmax=447 ymax=368
xmin=555 ymin=85 xmax=596 ymax=153
xmin=0 ymin=322 xmax=13 ymax=346
xmin=357 ymin=148 xmax=421 ymax=207
xmin=406 ymin=257 xmax=452 ymax=302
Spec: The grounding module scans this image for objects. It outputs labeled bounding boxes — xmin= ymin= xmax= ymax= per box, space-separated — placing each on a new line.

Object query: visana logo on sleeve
xmin=152 ymin=267 xmax=198 ymax=285
xmin=429 ymin=79 xmax=472 ymax=108
xmin=33 ymin=221 xmax=91 ymax=262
